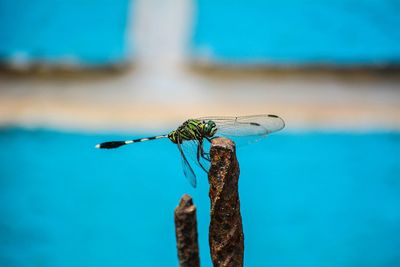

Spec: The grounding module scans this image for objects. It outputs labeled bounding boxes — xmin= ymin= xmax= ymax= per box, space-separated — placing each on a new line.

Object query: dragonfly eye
xmin=204 ymin=121 xmax=217 ymax=137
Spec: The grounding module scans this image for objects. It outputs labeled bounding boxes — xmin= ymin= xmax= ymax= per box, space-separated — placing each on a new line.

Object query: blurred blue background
xmin=192 ymin=0 xmax=400 ymax=64
xmin=1 ymin=0 xmax=400 ymax=65
xmin=1 ymin=129 xmax=399 ymax=267
xmin=0 ymin=0 xmax=131 ymax=65
xmin=0 ymin=0 xmax=400 ymax=266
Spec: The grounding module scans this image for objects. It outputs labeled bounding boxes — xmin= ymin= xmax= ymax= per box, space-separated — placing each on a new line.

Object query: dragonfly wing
xmin=199 ymin=114 xmax=285 ymax=136
xmin=197 ymin=114 xmax=285 ymax=146
xmin=181 ymin=139 xmax=211 ymax=173
xmin=176 ymin=135 xmax=197 ymax=188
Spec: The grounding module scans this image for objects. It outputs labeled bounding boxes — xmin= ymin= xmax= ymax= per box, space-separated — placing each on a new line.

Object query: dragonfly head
xmin=203 ymin=120 xmax=217 ymax=137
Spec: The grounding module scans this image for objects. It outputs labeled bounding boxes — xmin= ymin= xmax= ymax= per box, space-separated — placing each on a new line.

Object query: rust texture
xmin=208 ymin=137 xmax=244 ymax=267
xmin=174 ymin=194 xmax=200 ymax=267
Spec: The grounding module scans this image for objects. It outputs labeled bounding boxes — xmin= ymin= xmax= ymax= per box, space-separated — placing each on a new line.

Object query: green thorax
xmin=168 ymin=119 xmax=217 ymax=144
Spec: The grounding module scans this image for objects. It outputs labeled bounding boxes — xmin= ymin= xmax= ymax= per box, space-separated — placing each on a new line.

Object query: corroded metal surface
xmin=208 ymin=138 xmax=244 ymax=267
xmin=174 ymin=194 xmax=200 ymax=267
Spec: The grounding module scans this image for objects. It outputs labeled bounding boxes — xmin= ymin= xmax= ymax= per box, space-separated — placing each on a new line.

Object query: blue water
xmin=192 ymin=0 xmax=400 ymax=64
xmin=0 ymin=128 xmax=399 ymax=267
xmin=0 ymin=0 xmax=132 ymax=65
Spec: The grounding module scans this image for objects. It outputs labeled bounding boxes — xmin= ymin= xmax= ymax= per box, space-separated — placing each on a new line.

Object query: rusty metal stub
xmin=174 ymin=194 xmax=200 ymax=267
xmin=208 ymin=137 xmax=244 ymax=267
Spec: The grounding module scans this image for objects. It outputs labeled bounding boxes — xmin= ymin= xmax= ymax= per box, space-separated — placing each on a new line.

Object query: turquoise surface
xmin=0 ymin=128 xmax=399 ymax=266
xmin=2 ymin=0 xmax=400 ymax=65
xmin=192 ymin=0 xmax=400 ymax=64
xmin=0 ymin=0 xmax=131 ymax=65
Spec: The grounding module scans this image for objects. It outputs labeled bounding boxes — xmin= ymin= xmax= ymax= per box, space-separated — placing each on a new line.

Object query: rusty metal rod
xmin=208 ymin=137 xmax=244 ymax=267
xmin=174 ymin=194 xmax=200 ymax=267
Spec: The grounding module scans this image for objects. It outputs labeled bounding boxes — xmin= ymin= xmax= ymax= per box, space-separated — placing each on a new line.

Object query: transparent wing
xmin=198 ymin=114 xmax=285 ymax=136
xmin=181 ymin=139 xmax=211 ymax=173
xmin=176 ymin=134 xmax=197 ymax=188
xmin=197 ymin=114 xmax=284 ymax=146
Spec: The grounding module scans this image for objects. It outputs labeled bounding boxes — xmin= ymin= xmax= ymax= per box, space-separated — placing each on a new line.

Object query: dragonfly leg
xmin=205 ymin=137 xmax=213 ymax=143
xmin=198 ymin=139 xmax=211 ymax=162
xmin=202 ymin=152 xmax=211 ymax=162
xmin=196 ymin=144 xmax=209 ymax=173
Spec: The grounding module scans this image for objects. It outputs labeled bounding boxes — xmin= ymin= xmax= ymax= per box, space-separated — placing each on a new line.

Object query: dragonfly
xmin=95 ymin=114 xmax=285 ymax=188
